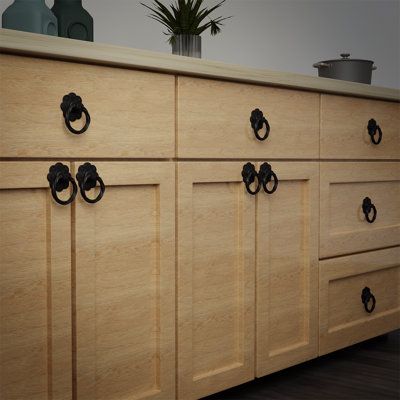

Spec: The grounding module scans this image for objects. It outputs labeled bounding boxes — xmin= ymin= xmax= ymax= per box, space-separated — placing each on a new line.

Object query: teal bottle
xmin=2 ymin=0 xmax=58 ymax=36
xmin=52 ymin=0 xmax=93 ymax=42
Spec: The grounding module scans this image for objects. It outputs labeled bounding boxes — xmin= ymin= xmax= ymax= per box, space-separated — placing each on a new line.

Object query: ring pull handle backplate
xmin=47 ymin=162 xmax=77 ymax=205
xmin=259 ymin=162 xmax=279 ymax=194
xmin=61 ymin=92 xmax=91 ymax=135
xmin=367 ymin=119 xmax=382 ymax=145
xmin=242 ymin=162 xmax=261 ymax=195
xmin=76 ymin=162 xmax=105 ymax=204
xmin=362 ymin=197 xmax=377 ymax=223
xmin=361 ymin=287 xmax=376 ymax=313
xmin=250 ymin=108 xmax=270 ymax=141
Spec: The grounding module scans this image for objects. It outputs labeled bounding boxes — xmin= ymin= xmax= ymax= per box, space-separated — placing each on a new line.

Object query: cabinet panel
xmin=320 ymin=162 xmax=400 ymax=258
xmin=256 ymin=162 xmax=319 ymax=377
xmin=319 ymin=247 xmax=400 ymax=355
xmin=177 ymin=162 xmax=255 ymax=400
xmin=74 ymin=162 xmax=175 ymax=400
xmin=321 ymin=95 xmax=400 ymax=159
xmin=0 ymin=162 xmax=72 ymax=400
xmin=177 ymin=77 xmax=319 ymax=159
xmin=0 ymin=55 xmax=175 ymax=158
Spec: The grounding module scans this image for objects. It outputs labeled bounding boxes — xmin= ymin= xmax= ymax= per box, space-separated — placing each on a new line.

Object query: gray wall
xmin=1 ymin=0 xmax=399 ymax=88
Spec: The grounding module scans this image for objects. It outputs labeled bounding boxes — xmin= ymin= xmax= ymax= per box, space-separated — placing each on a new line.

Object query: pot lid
xmin=321 ymin=53 xmax=374 ymax=63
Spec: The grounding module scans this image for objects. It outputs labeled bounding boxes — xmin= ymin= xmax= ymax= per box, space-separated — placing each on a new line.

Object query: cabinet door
xmin=177 ymin=162 xmax=255 ymax=400
xmin=0 ymin=162 xmax=72 ymax=400
xmin=74 ymin=162 xmax=175 ymax=400
xmin=256 ymin=162 xmax=319 ymax=377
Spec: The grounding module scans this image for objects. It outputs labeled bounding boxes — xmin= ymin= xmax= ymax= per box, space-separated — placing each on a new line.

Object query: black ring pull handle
xmin=250 ymin=108 xmax=270 ymax=141
xmin=361 ymin=287 xmax=376 ymax=313
xmin=367 ymin=119 xmax=382 ymax=145
xmin=76 ymin=162 xmax=105 ymax=204
xmin=259 ymin=162 xmax=279 ymax=194
xmin=362 ymin=197 xmax=377 ymax=223
xmin=242 ymin=162 xmax=261 ymax=195
xmin=47 ymin=162 xmax=78 ymax=206
xmin=61 ymin=93 xmax=91 ymax=135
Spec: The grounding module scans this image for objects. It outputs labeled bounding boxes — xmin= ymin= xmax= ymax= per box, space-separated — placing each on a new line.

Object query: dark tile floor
xmin=202 ymin=330 xmax=400 ymax=400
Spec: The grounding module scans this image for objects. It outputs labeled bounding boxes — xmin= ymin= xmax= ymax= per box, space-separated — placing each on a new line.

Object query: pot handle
xmin=313 ymin=62 xmax=330 ymax=68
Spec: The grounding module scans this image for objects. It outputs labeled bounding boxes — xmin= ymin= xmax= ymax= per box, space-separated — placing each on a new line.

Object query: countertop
xmin=0 ymin=28 xmax=399 ymax=102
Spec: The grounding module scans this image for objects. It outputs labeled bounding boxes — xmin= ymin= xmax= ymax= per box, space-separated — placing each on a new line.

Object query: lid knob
xmin=340 ymin=53 xmax=351 ymax=59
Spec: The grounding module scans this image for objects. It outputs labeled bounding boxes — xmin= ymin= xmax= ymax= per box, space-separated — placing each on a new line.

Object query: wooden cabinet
xmin=177 ymin=77 xmax=319 ymax=159
xmin=256 ymin=162 xmax=319 ymax=377
xmin=0 ymin=162 xmax=72 ymax=400
xmin=319 ymin=247 xmax=400 ymax=355
xmin=320 ymin=162 xmax=400 ymax=258
xmin=0 ymin=161 xmax=175 ymax=400
xmin=320 ymin=95 xmax=400 ymax=159
xmin=73 ymin=162 xmax=175 ymax=400
xmin=0 ymin=55 xmax=175 ymax=158
xmin=177 ymin=162 xmax=255 ymax=400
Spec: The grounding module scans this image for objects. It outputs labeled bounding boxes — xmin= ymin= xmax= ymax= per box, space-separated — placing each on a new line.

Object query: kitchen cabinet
xmin=177 ymin=162 xmax=255 ymax=400
xmin=256 ymin=162 xmax=319 ymax=377
xmin=0 ymin=28 xmax=399 ymax=400
xmin=0 ymin=161 xmax=175 ymax=400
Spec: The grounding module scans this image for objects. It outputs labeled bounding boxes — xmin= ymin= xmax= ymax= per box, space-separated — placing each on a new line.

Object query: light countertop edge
xmin=1 ymin=28 xmax=399 ymax=102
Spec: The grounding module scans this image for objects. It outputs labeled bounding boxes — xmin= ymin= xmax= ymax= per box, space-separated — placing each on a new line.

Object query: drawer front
xmin=321 ymin=95 xmax=400 ymax=159
xmin=177 ymin=77 xmax=319 ymax=159
xmin=319 ymin=247 xmax=400 ymax=355
xmin=320 ymin=162 xmax=400 ymax=258
xmin=0 ymin=54 xmax=175 ymax=158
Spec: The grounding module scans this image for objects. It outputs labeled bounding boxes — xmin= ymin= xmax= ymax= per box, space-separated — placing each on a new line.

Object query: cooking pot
xmin=313 ymin=53 xmax=377 ymax=84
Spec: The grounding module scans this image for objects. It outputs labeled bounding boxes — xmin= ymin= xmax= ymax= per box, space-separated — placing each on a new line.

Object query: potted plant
xmin=141 ymin=0 xmax=231 ymax=58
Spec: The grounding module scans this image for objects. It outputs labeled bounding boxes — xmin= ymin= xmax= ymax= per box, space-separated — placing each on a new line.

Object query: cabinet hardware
xmin=250 ymin=108 xmax=270 ymax=141
xmin=76 ymin=162 xmax=105 ymax=204
xmin=241 ymin=162 xmax=261 ymax=195
xmin=259 ymin=162 xmax=278 ymax=194
xmin=361 ymin=287 xmax=376 ymax=313
xmin=367 ymin=119 xmax=382 ymax=145
xmin=47 ymin=162 xmax=77 ymax=205
xmin=60 ymin=92 xmax=91 ymax=135
xmin=362 ymin=197 xmax=377 ymax=223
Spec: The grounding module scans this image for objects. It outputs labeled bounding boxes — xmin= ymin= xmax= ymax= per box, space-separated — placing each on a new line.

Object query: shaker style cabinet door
xmin=177 ymin=162 xmax=256 ymax=400
xmin=0 ymin=162 xmax=73 ymax=400
xmin=73 ymin=162 xmax=175 ymax=400
xmin=256 ymin=162 xmax=319 ymax=377
xmin=320 ymin=162 xmax=400 ymax=258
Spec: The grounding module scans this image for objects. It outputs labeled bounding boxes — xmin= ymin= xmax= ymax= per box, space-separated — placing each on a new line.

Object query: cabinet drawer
xmin=319 ymin=247 xmax=400 ymax=355
xmin=0 ymin=55 xmax=175 ymax=158
xmin=320 ymin=162 xmax=400 ymax=258
xmin=321 ymin=95 xmax=400 ymax=159
xmin=177 ymin=77 xmax=319 ymax=159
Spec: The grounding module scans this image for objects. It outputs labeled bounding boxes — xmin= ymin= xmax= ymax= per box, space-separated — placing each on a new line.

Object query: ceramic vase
xmin=2 ymin=0 xmax=58 ymax=36
xmin=52 ymin=0 xmax=93 ymax=41
xmin=172 ymin=34 xmax=201 ymax=58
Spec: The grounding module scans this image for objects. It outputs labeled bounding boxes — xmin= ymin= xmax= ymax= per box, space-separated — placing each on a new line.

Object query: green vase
xmin=52 ymin=0 xmax=93 ymax=42
xmin=2 ymin=0 xmax=58 ymax=36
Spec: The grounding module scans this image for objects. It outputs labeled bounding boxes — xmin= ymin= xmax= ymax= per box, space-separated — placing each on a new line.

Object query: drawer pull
xmin=250 ymin=108 xmax=270 ymax=141
xmin=362 ymin=197 xmax=377 ymax=223
xmin=76 ymin=162 xmax=105 ymax=204
xmin=47 ymin=163 xmax=77 ymax=205
xmin=367 ymin=119 xmax=382 ymax=145
xmin=242 ymin=162 xmax=261 ymax=195
xmin=259 ymin=162 xmax=278 ymax=194
xmin=61 ymin=93 xmax=91 ymax=135
xmin=361 ymin=287 xmax=376 ymax=313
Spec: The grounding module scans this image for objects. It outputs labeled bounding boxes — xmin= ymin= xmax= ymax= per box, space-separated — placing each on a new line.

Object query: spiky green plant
xmin=141 ymin=0 xmax=231 ymax=44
